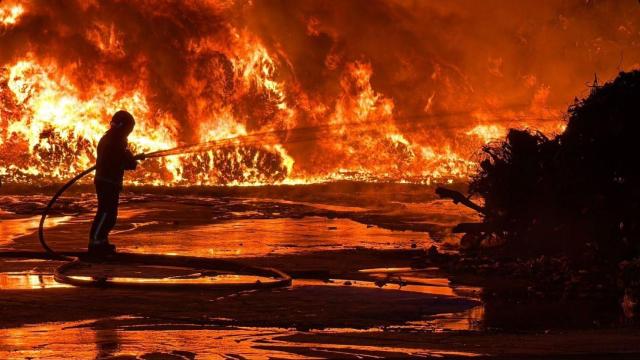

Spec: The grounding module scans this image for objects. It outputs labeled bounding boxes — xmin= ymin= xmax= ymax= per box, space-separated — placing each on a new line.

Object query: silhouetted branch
xmin=435 ymin=187 xmax=486 ymax=215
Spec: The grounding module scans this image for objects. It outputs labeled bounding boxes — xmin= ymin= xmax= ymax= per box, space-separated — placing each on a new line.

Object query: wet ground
xmin=0 ymin=183 xmax=638 ymax=359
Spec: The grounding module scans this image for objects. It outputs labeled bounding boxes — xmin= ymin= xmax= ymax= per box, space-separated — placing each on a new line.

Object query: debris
xmin=440 ymin=70 xmax=640 ymax=264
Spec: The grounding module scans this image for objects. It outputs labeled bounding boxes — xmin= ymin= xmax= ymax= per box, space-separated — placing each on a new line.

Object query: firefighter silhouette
xmin=88 ymin=111 xmax=138 ymax=255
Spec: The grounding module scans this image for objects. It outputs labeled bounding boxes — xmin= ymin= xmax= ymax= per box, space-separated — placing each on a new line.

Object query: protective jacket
xmin=94 ymin=129 xmax=137 ymax=188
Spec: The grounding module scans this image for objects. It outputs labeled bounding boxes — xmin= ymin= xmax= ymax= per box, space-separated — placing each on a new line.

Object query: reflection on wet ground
xmin=400 ymin=306 xmax=486 ymax=332
xmin=121 ymin=216 xmax=431 ymax=258
xmin=61 ymin=262 xmax=283 ymax=286
xmin=0 ymin=193 xmax=488 ymax=357
xmin=0 ymin=215 xmax=71 ymax=246
xmin=11 ymin=193 xmax=623 ymax=358
xmin=2 ymin=193 xmax=638 ymax=358
xmin=0 ymin=272 xmax=71 ymax=289
xmin=295 ymin=277 xmax=457 ymax=297
xmin=250 ymin=198 xmax=370 ymax=213
xmin=0 ymin=261 xmax=486 ymax=357
xmin=0 ymin=194 xmax=455 ymax=254
xmin=0 ymin=316 xmax=483 ymax=359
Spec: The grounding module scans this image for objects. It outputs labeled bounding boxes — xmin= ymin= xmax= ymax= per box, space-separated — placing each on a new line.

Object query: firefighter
xmin=88 ymin=110 xmax=138 ymax=255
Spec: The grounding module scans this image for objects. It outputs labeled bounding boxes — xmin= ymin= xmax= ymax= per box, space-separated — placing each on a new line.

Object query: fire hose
xmin=37 ymin=154 xmax=291 ymax=290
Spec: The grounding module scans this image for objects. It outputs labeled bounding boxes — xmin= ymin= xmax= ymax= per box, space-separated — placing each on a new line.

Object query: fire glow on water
xmin=1 ymin=1 xmax=635 ymax=186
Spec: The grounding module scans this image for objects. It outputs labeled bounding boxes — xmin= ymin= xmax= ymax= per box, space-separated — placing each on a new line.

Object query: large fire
xmin=0 ymin=1 xmax=637 ymax=186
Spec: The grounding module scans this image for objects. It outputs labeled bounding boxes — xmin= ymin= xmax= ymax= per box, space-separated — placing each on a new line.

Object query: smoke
xmin=1 ymin=0 xmax=639 ymax=183
xmin=249 ymin=0 xmax=640 ymax=115
xmin=243 ymin=0 xmax=640 ymax=174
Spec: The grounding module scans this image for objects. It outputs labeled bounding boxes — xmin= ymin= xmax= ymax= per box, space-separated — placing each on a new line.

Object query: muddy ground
xmin=0 ymin=182 xmax=638 ymax=359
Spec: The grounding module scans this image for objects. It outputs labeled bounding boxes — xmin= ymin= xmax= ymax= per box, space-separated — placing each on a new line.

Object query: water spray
xmin=141 ymin=105 xmax=562 ymax=159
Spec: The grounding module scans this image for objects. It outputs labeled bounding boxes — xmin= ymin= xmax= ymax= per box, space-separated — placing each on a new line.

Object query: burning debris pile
xmin=0 ymin=1 xmax=636 ymax=185
xmin=458 ymin=71 xmax=640 ymax=263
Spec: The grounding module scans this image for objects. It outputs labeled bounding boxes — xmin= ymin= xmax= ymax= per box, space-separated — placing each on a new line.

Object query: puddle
xmin=294 ymin=278 xmax=458 ymax=297
xmin=0 ymin=196 xmax=490 ymax=357
xmin=294 ymin=265 xmax=485 ymax=333
xmin=291 ymin=278 xmax=484 ymax=331
xmin=59 ymin=262 xmax=285 ymax=287
xmin=1 ymin=197 xmax=435 ymax=258
xmin=121 ymin=216 xmax=430 ymax=258
xmin=0 ymin=317 xmax=482 ymax=359
xmin=354 ymin=267 xmax=482 ymax=297
xmin=0 ymin=272 xmax=71 ymax=289
xmin=0 ymin=263 xmax=282 ymax=289
xmin=400 ymin=306 xmax=486 ymax=332
xmin=249 ymin=198 xmax=370 ymax=212
xmin=116 ymin=208 xmax=157 ymax=220
xmin=64 ymin=274 xmax=278 ymax=286
xmin=110 ymin=221 xmax=160 ymax=235
xmin=0 ymin=215 xmax=71 ymax=246
xmin=359 ymin=267 xmax=433 ymax=273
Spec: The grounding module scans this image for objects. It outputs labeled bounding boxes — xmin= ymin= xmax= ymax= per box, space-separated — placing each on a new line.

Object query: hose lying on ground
xmin=38 ymin=165 xmax=97 ymax=261
xmin=35 ymin=157 xmax=291 ymax=290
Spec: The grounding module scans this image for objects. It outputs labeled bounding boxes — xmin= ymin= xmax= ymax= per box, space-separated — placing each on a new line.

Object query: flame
xmin=466 ymin=125 xmax=506 ymax=144
xmin=1 ymin=59 xmax=180 ymax=183
xmin=0 ymin=4 xmax=23 ymax=26
xmin=1 ymin=1 xmax=634 ymax=186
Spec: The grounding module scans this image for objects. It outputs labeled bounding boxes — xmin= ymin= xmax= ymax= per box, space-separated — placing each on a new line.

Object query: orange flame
xmin=0 ymin=3 xmax=23 ymax=27
xmin=3 ymin=1 xmax=631 ymax=186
